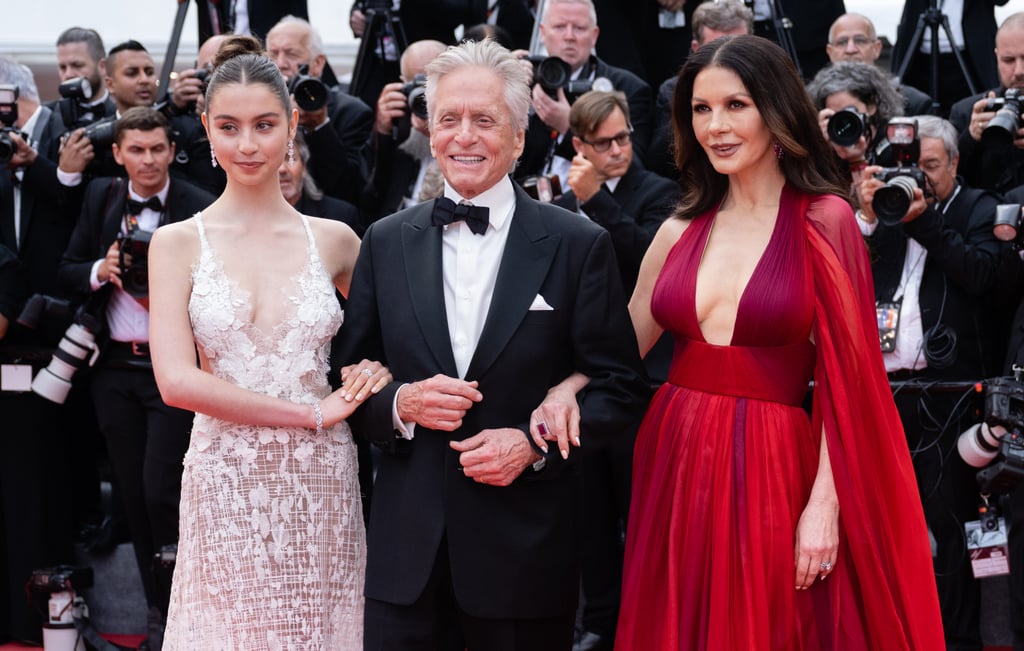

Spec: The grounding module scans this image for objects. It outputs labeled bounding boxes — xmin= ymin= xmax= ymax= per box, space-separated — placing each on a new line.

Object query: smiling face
xmin=690 ymin=65 xmax=775 ymax=179
xmin=203 ymin=82 xmax=296 ymax=189
xmin=429 ymin=65 xmax=525 ymax=200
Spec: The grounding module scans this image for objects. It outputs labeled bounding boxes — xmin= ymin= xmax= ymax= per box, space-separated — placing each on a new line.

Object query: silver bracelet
xmin=312 ymin=401 xmax=323 ymax=436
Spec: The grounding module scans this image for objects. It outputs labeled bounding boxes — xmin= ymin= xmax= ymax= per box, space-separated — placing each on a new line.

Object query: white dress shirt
xmin=90 ymin=179 xmax=169 ymax=343
xmin=393 ymin=176 xmax=517 ymax=438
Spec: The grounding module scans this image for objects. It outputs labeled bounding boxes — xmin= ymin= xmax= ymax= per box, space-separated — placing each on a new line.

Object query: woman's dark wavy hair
xmin=671 ymin=35 xmax=848 ymax=219
xmin=205 ymin=35 xmax=291 ymax=114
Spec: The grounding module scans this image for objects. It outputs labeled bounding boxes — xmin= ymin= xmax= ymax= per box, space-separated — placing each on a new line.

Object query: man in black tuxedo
xmin=948 ymin=12 xmax=1024 ymax=197
xmin=856 ymin=115 xmax=1008 ymax=651
xmin=553 ymin=90 xmax=676 ymax=651
xmin=334 ymin=39 xmax=649 ymax=651
xmin=266 ymin=16 xmax=374 ymax=206
xmin=517 ymin=0 xmax=653 ymax=184
xmin=57 ymin=107 xmax=214 ymax=651
xmin=54 ymin=27 xmax=115 ymax=126
xmin=0 ymin=57 xmax=78 ymax=646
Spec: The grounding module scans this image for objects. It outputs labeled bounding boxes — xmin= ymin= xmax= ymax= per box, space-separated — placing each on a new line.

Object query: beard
xmin=399 ymin=129 xmax=433 ymax=162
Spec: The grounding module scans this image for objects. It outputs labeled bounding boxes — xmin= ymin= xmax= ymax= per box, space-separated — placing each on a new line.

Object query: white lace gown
xmin=162 ymin=213 xmax=365 ymax=650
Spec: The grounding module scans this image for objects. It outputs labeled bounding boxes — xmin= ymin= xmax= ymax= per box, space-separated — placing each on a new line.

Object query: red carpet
xmin=0 ymin=633 xmax=146 ymax=650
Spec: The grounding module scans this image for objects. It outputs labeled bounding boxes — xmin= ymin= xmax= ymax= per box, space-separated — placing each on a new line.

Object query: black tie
xmin=126 ymin=196 xmax=163 ymax=215
xmin=430 ymin=197 xmax=490 ymax=235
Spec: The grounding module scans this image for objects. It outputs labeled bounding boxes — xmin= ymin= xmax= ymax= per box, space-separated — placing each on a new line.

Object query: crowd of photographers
xmin=2 ymin=1 xmax=1024 ymax=649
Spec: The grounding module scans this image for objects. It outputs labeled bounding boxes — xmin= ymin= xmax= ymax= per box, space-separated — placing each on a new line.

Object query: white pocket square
xmin=529 ymin=294 xmax=554 ymax=311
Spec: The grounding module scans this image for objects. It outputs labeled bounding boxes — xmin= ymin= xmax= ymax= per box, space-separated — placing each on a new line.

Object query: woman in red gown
xmin=615 ymin=35 xmax=944 ymax=650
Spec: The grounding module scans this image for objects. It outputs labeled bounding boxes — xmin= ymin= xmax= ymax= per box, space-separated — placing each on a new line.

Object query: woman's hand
xmin=528 ymin=373 xmax=588 ymax=459
xmin=340 ymin=359 xmax=392 ymax=402
xmin=793 ymin=498 xmax=839 ymax=589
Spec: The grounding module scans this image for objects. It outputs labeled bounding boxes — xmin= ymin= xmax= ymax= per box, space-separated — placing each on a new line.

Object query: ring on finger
xmin=361 ymin=368 xmax=374 ymax=377
xmin=536 ymin=422 xmax=549 ymax=438
xmin=819 ymin=561 xmax=833 ymax=571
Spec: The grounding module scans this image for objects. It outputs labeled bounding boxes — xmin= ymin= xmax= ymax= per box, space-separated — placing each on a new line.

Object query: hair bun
xmin=212 ymin=35 xmax=266 ymax=70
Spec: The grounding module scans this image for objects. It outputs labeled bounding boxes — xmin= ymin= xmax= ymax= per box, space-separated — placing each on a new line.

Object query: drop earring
xmin=210 ymin=145 xmax=218 ymax=168
xmin=287 ymin=140 xmax=295 ymax=165
xmin=773 ymin=142 xmax=784 ymax=161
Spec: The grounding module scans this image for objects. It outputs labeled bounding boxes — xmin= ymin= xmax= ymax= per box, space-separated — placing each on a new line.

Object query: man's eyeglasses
xmin=579 ymin=130 xmax=632 ymax=152
xmin=831 ymin=36 xmax=875 ymax=48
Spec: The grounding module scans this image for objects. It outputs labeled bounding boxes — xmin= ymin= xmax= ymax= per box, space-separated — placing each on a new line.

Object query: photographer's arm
xmin=148 ymin=222 xmax=387 ymax=430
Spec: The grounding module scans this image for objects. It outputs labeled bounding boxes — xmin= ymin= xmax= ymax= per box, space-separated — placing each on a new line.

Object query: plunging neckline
xmin=192 ymin=211 xmax=321 ymax=346
xmin=691 ymin=197 xmax=784 ymax=347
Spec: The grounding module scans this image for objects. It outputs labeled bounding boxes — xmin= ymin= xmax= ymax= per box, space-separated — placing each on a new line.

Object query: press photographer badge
xmin=966 ymin=499 xmax=1010 ymax=578
xmin=876 ymin=300 xmax=901 ymax=353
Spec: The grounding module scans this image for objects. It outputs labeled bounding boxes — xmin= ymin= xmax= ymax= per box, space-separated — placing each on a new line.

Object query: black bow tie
xmin=126 ymin=196 xmax=163 ymax=215
xmin=430 ymin=197 xmax=490 ymax=235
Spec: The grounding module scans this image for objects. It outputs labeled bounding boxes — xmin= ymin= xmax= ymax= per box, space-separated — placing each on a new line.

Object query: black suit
xmin=949 ymin=88 xmax=1024 ymax=195
xmin=57 ymin=177 xmax=214 ymax=623
xmin=294 ymin=190 xmax=362 ymax=235
xmin=334 ymin=182 xmax=649 ymax=649
xmin=868 ymin=183 xmax=1006 ymax=650
xmin=304 ymin=86 xmax=374 ymax=206
xmin=195 ymin=0 xmax=308 ymax=41
xmin=0 ymin=105 xmax=80 ymax=644
xmin=753 ymin=0 xmax=845 ymax=80
xmin=518 ymin=57 xmax=653 ymax=181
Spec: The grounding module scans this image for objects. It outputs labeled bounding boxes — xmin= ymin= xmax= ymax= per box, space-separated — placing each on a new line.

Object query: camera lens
xmin=0 ymin=133 xmax=15 ymax=165
xmin=872 ymin=175 xmax=918 ymax=226
xmin=407 ymin=86 xmax=428 ymax=120
xmin=291 ymin=77 xmax=328 ymax=112
xmin=982 ymin=107 xmax=1021 ymax=147
xmin=827 ymin=108 xmax=866 ymax=148
xmin=535 ymin=57 xmax=570 ymax=95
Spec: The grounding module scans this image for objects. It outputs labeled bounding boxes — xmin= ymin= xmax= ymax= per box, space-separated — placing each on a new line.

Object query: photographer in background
xmin=516 ymin=0 xmax=653 ymax=185
xmin=553 ymin=89 xmax=676 ymax=651
xmin=361 ymin=39 xmax=446 ymax=225
xmin=57 ymin=107 xmax=213 ymax=651
xmin=0 ymin=57 xmax=77 ymax=647
xmin=807 ymin=60 xmax=905 ymax=191
xmin=856 ymin=115 xmax=1008 ymax=651
xmin=54 ymin=27 xmax=114 ymax=126
xmin=266 ymin=16 xmax=373 ymax=206
xmin=824 ymin=13 xmax=933 ymax=117
xmin=949 ymin=12 xmax=1024 ymax=197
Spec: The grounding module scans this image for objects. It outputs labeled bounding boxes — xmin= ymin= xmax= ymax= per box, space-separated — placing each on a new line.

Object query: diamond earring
xmin=210 ymin=145 xmax=218 ymax=168
xmin=287 ymin=140 xmax=295 ymax=165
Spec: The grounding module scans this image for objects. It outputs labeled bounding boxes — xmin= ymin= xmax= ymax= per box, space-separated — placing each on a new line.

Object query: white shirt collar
xmin=128 ymin=178 xmax=171 ymax=204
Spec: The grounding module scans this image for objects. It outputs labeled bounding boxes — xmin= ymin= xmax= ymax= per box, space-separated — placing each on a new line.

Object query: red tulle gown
xmin=615 ymin=186 xmax=944 ymax=650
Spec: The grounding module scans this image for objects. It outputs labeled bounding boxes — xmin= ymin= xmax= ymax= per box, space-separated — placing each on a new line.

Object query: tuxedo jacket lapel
xmin=402 ymin=210 xmax=460 ymax=378
xmin=466 ymin=190 xmax=559 ymax=380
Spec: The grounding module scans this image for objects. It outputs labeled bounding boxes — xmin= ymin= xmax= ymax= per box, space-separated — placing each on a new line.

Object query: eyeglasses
xmin=579 ymin=130 xmax=632 ymax=152
xmin=831 ymin=36 xmax=875 ymax=48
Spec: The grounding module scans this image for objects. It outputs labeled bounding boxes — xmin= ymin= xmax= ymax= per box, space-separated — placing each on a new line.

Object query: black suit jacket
xmin=333 ymin=182 xmax=649 ymax=618
xmin=0 ymin=106 xmax=77 ymax=341
xmin=195 ymin=0 xmax=308 ymax=41
xmin=517 ymin=57 xmax=654 ymax=180
xmin=57 ymin=177 xmax=215 ymax=302
xmin=304 ymin=86 xmax=374 ymax=206
xmin=868 ymin=182 xmax=1006 ymax=379
xmin=893 ymin=0 xmax=1010 ymax=93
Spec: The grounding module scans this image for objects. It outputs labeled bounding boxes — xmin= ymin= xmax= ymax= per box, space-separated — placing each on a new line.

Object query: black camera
xmin=827 ymin=106 xmax=869 ymax=148
xmin=871 ymin=118 xmax=926 ymax=226
xmin=0 ymin=84 xmax=30 ymax=166
xmin=402 ymin=73 xmax=427 ymax=120
xmin=27 ymin=565 xmax=94 ymax=651
xmin=957 ymin=377 xmax=1024 ymax=494
xmin=117 ymin=229 xmax=152 ymax=299
xmin=56 ymin=76 xmax=106 ymax=132
xmin=80 ymin=117 xmax=115 ymax=152
xmin=982 ymin=88 xmax=1022 ymax=147
xmin=528 ymin=56 xmax=613 ymax=101
xmin=30 ymin=294 xmax=106 ymax=404
xmin=287 ymin=64 xmax=329 ymax=112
